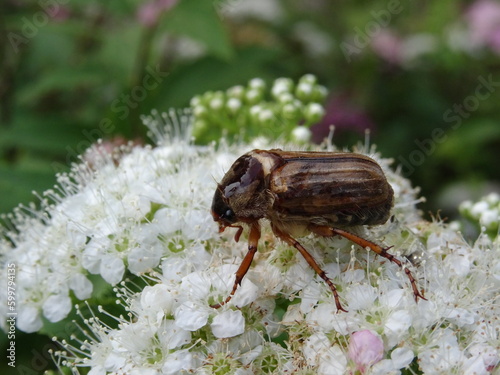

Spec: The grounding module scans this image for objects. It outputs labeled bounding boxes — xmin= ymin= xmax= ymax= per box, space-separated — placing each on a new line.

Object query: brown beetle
xmin=211 ymin=149 xmax=426 ymax=312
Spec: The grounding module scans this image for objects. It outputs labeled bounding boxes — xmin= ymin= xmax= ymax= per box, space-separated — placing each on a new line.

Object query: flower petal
xmin=211 ymin=310 xmax=245 ymax=338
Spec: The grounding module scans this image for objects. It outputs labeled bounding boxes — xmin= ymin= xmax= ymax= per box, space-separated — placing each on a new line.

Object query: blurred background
xmin=1 ymin=0 xmax=500 ymax=218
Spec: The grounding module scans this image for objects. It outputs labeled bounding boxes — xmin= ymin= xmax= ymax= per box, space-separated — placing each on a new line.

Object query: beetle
xmin=210 ymin=149 xmax=426 ymax=312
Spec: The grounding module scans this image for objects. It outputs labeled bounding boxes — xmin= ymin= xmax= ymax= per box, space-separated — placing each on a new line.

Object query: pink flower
xmin=371 ymin=29 xmax=404 ymax=65
xmin=49 ymin=6 xmax=71 ymax=22
xmin=348 ymin=330 xmax=384 ymax=374
xmin=466 ymin=0 xmax=500 ymax=53
xmin=82 ymin=136 xmax=143 ymax=169
xmin=137 ymin=0 xmax=178 ymax=27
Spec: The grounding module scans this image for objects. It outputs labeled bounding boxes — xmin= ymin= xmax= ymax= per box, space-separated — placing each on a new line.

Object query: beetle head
xmin=211 ymin=153 xmax=268 ymax=232
xmin=211 ymin=185 xmax=237 ymax=226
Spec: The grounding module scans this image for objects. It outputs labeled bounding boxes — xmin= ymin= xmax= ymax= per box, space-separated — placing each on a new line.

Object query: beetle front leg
xmin=309 ymin=225 xmax=427 ymax=303
xmin=272 ymin=225 xmax=348 ymax=313
xmin=211 ymin=222 xmax=261 ymax=309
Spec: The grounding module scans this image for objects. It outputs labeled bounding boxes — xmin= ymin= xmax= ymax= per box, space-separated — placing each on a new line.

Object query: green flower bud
xmin=276 ymin=92 xmax=295 ymax=104
xmin=190 ymin=96 xmax=202 ymax=107
xmin=258 ymin=108 xmax=275 ymax=126
xmin=298 ymin=73 xmax=318 ymax=85
xmin=281 ymin=102 xmax=301 ymax=121
xmin=226 ymin=98 xmax=242 ymax=114
xmin=227 ymin=85 xmax=245 ymax=99
xmin=191 ymin=119 xmax=208 ymax=138
xmin=249 ymin=78 xmax=266 ymax=91
xmin=209 ymin=92 xmax=225 ymax=111
xmin=296 ymin=81 xmax=314 ymax=102
xmin=291 ymin=126 xmax=312 ymax=143
xmin=193 ymin=105 xmax=208 ymax=118
xmin=271 ymin=78 xmax=294 ymax=99
xmin=246 ymin=89 xmax=264 ymax=104
xmin=304 ymin=102 xmax=325 ymax=124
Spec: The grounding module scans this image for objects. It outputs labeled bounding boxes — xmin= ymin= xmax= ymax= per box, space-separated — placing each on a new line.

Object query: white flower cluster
xmin=0 ymin=137 xmax=230 ymax=333
xmin=460 ymin=192 xmax=500 ymax=237
xmin=1 ymin=127 xmax=499 ymax=374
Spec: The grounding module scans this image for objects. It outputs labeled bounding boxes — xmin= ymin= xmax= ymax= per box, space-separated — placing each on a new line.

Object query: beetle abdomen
xmin=268 ymin=152 xmax=393 ymax=227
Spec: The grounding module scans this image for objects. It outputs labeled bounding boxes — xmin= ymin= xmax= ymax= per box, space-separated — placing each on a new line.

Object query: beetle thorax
xmin=212 ymin=151 xmax=280 ymax=224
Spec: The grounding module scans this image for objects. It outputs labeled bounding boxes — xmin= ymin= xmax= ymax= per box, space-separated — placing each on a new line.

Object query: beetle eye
xmin=224 ymin=209 xmax=235 ymax=222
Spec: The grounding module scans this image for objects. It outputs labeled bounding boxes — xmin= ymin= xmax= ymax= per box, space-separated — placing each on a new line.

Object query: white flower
xmin=303 ymin=332 xmax=347 ymax=375
xmin=444 ymin=307 xmax=476 ymax=326
xmin=480 ymin=209 xmax=499 ymax=228
xmin=161 ymin=349 xmax=194 ymax=374
xmin=371 ymin=347 xmax=414 ymax=374
xmin=485 ymin=192 xmax=500 ymax=205
xmin=17 ymin=305 xmax=43 ymax=333
xmin=127 ymin=243 xmax=163 ymax=274
xmin=231 ymin=277 xmax=260 ymax=308
xmin=345 ymin=284 xmax=377 ymax=311
xmin=306 ymin=303 xmax=358 ymax=335
xmin=160 ymin=242 xmax=211 ymax=284
xmin=379 ymin=288 xmax=405 ymax=309
xmin=211 ymin=309 xmax=245 ymax=338
xmin=174 ymin=301 xmax=209 ymax=331
xmin=465 ymin=344 xmax=499 ymax=375
xmin=99 ymin=254 xmax=125 ymax=285
xmin=158 ymin=320 xmax=191 ymax=350
xmin=419 ymin=329 xmax=463 ymax=373
xmin=384 ymin=310 xmax=412 ymax=346
xmin=318 ymin=345 xmax=348 ymax=375
xmin=42 ymin=294 xmax=72 ymax=323
xmin=68 ymin=273 xmax=93 ymax=300
xmin=471 ymin=201 xmax=489 ymax=216
xmin=444 ymin=253 xmax=471 ymax=277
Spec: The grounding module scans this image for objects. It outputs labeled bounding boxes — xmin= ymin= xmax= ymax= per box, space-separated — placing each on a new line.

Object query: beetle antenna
xmin=326 ymin=125 xmax=336 ymax=151
xmin=364 ymin=128 xmax=371 ymax=153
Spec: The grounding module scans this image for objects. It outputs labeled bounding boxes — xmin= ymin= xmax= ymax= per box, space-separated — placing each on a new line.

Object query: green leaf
xmin=160 ymin=0 xmax=233 ymax=60
xmin=17 ymin=69 xmax=106 ymax=105
xmin=0 ymin=113 xmax=89 ymax=155
xmin=149 ymin=46 xmax=281 ymax=110
xmin=96 ymin=24 xmax=143 ymax=82
xmin=0 ymin=162 xmax=57 ymax=214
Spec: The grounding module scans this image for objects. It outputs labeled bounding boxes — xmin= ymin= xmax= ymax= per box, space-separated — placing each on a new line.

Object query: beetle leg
xmin=271 ymin=225 xmax=348 ymax=313
xmin=211 ymin=222 xmax=261 ymax=309
xmin=218 ymin=224 xmax=243 ymax=242
xmin=309 ymin=225 xmax=427 ymax=303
